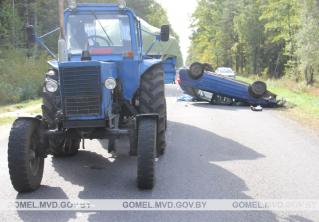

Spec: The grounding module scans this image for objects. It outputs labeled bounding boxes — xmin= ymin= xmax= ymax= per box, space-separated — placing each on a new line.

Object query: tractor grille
xmin=60 ymin=66 xmax=101 ymax=117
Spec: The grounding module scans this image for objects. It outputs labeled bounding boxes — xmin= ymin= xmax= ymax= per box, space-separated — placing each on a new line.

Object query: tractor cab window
xmin=66 ymin=14 xmax=132 ymax=55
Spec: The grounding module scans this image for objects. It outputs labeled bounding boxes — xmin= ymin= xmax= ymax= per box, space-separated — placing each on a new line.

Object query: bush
xmin=0 ymin=49 xmax=48 ymax=104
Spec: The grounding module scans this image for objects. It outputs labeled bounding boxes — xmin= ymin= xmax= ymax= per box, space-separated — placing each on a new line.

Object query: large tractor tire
xmin=139 ymin=65 xmax=166 ymax=156
xmin=41 ymin=70 xmax=80 ymax=157
xmin=42 ymin=86 xmax=80 ymax=157
xmin=137 ymin=118 xmax=157 ymax=190
xmin=42 ymin=92 xmax=59 ymax=129
xmin=8 ymin=118 xmax=44 ymax=192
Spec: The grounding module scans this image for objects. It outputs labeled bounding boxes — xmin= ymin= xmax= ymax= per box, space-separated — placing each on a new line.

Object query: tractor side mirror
xmin=26 ymin=25 xmax=36 ymax=44
xmin=160 ymin=25 xmax=170 ymax=42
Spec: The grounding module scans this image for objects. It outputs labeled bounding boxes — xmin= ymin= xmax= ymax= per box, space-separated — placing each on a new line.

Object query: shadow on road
xmin=14 ymin=120 xmax=315 ymax=222
xmin=282 ymin=215 xmax=316 ymax=222
xmin=53 ymin=120 xmax=278 ymax=222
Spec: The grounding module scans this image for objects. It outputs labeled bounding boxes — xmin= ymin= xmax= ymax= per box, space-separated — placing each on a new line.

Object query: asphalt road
xmin=1 ymin=85 xmax=319 ymax=222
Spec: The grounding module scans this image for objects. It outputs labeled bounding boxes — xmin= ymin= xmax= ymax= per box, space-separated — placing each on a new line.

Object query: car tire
xmin=188 ymin=62 xmax=204 ymax=80
xmin=249 ymin=81 xmax=267 ymax=98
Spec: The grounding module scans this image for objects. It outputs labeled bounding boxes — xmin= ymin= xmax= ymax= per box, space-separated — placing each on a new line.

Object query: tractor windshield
xmin=66 ymin=13 xmax=132 ymax=55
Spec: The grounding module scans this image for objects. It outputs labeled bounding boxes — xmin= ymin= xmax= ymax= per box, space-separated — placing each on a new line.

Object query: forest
xmin=187 ymin=0 xmax=319 ymax=85
xmin=0 ymin=0 xmax=181 ymax=104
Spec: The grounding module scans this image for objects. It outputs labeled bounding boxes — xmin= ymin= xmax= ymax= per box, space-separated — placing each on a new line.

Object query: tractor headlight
xmin=45 ymin=79 xmax=58 ymax=93
xmin=47 ymin=70 xmax=56 ymax=76
xmin=105 ymin=77 xmax=117 ymax=90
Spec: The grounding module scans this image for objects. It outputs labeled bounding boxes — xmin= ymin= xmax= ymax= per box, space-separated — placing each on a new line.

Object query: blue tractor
xmin=8 ymin=0 xmax=174 ymax=192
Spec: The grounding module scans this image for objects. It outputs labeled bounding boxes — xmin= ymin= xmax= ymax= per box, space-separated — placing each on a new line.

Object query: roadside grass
xmin=0 ymin=99 xmax=42 ymax=125
xmin=237 ymin=75 xmax=319 ymax=130
xmin=0 ymin=116 xmax=16 ymax=126
xmin=0 ymin=99 xmax=41 ymax=113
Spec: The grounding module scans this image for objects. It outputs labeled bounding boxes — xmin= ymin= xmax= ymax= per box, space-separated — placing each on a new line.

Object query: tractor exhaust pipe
xmin=58 ymin=0 xmax=65 ymax=39
xmin=58 ymin=0 xmax=67 ymax=62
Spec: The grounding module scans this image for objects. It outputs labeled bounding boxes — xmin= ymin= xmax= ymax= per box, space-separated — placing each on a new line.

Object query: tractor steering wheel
xmin=87 ymin=35 xmax=112 ymax=47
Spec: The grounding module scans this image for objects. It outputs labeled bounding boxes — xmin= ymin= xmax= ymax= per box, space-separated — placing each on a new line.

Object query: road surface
xmin=1 ymin=85 xmax=319 ymax=222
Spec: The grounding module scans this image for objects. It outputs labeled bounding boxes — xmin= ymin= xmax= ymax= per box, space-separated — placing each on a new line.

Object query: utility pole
xmin=12 ymin=0 xmax=16 ymax=48
xmin=24 ymin=0 xmax=29 ymax=49
xmin=24 ymin=0 xmax=29 ymax=24
xmin=33 ymin=4 xmax=38 ymax=56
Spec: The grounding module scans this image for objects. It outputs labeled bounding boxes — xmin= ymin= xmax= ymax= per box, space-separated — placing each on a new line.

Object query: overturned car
xmin=176 ymin=62 xmax=283 ymax=107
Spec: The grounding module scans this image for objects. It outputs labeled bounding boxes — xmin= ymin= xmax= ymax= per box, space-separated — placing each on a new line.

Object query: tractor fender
xmin=136 ymin=114 xmax=159 ymax=127
xmin=15 ymin=116 xmax=43 ymax=125
xmin=13 ymin=117 xmax=48 ymax=157
xmin=139 ymin=59 xmax=162 ymax=77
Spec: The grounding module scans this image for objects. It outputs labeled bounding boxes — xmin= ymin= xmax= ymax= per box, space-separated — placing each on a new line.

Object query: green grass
xmin=237 ymin=75 xmax=319 ymax=129
xmin=0 ymin=99 xmax=42 ymax=126
xmin=0 ymin=116 xmax=16 ymax=125
xmin=0 ymin=99 xmax=41 ymax=113
xmin=0 ymin=50 xmax=48 ymax=104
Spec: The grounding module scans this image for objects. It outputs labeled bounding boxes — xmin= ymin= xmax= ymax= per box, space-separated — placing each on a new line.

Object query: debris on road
xmin=177 ymin=94 xmax=194 ymax=102
xmin=251 ymin=105 xmax=263 ymax=112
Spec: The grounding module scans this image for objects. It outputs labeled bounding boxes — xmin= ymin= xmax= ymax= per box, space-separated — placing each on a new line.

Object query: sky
xmin=155 ymin=0 xmax=198 ymax=63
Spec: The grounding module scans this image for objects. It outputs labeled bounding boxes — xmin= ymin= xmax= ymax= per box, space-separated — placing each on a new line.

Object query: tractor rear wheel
xmin=139 ymin=65 xmax=166 ymax=156
xmin=137 ymin=118 xmax=157 ymax=190
xmin=42 ymin=89 xmax=59 ymax=129
xmin=8 ymin=118 xmax=44 ymax=192
xmin=42 ymin=92 xmax=80 ymax=157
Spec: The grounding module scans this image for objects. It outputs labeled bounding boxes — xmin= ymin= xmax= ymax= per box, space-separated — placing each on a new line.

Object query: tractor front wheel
xmin=8 ymin=118 xmax=44 ymax=192
xmin=137 ymin=118 xmax=157 ymax=190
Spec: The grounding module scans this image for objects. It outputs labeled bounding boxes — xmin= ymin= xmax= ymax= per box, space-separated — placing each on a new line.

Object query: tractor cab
xmin=60 ymin=3 xmax=171 ymax=62
xmin=64 ymin=3 xmax=141 ymax=61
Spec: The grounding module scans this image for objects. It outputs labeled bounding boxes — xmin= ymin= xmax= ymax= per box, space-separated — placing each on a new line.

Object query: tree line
xmin=0 ymin=0 xmax=178 ymax=52
xmin=187 ymin=0 xmax=319 ymax=84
